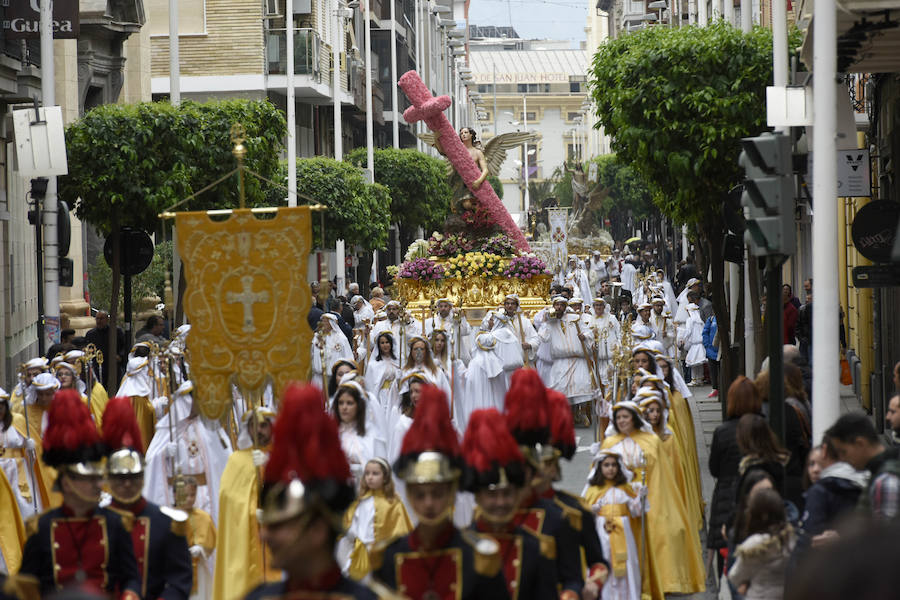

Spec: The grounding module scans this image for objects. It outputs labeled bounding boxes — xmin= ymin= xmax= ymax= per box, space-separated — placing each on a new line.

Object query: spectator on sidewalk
xmin=703 ymin=315 xmax=721 ymax=398
xmin=783 ymin=285 xmax=799 ymax=344
xmin=884 ymin=394 xmax=900 ymax=448
xmin=795 ymin=440 xmax=865 ymax=554
xmin=709 ymin=376 xmax=763 ymax=575
xmin=826 ymin=412 xmax=900 ymax=519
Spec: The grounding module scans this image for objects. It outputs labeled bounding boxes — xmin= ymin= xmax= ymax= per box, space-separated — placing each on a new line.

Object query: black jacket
xmin=708 ymin=417 xmax=744 ymax=549
xmin=244 ymin=570 xmax=377 ymax=599
xmin=468 ymin=522 xmax=558 ymax=600
xmin=110 ymin=499 xmax=193 ymax=600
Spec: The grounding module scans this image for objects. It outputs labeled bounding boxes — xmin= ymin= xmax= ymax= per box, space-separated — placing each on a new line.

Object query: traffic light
xmin=738 ymin=132 xmax=796 ymax=256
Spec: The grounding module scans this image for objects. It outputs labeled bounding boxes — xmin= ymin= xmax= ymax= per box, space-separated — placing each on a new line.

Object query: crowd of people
xmin=0 ymin=238 xmax=896 ymax=600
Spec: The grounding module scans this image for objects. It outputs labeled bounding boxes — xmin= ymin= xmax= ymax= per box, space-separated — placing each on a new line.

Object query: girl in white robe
xmin=429 ymin=330 xmax=467 ymax=431
xmin=363 ymin=332 xmax=400 ymax=430
xmin=399 ymin=336 xmax=451 ymax=402
xmin=332 ymin=380 xmax=385 ymax=485
xmin=311 ymin=314 xmax=354 ymax=388
xmin=583 ymin=450 xmax=647 ymax=600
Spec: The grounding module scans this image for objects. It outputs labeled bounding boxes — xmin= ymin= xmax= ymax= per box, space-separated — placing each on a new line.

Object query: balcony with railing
xmin=266 ymin=28 xmax=321 ymax=81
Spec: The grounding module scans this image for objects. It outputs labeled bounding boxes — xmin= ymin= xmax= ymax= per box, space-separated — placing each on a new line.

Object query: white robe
xmin=425 ymin=313 xmax=472 ymax=364
xmin=678 ymin=304 xmax=706 ymax=366
xmin=589 ymin=312 xmax=620 ymax=386
xmin=462 ymin=325 xmax=523 ymax=429
xmin=143 ymin=408 xmax=232 ymax=526
xmin=621 ymin=263 xmax=637 ymax=294
xmin=369 ymin=320 xmax=422 ymax=370
xmin=566 ymin=266 xmax=593 ymax=305
xmin=339 ymin=423 xmax=383 ymax=485
xmin=0 ymin=424 xmax=37 ymax=519
xmin=651 ymin=311 xmax=677 ymax=358
xmin=435 ymin=355 xmax=467 ymax=432
xmin=311 ymin=330 xmax=354 ymax=385
xmin=363 ymin=358 xmax=400 ymax=432
xmin=591 ymin=485 xmax=645 ymax=600
xmin=538 ymin=313 xmax=596 ymax=405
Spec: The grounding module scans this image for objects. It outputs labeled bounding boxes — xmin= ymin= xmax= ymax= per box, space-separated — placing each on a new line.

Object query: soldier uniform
xmin=244 ymin=384 xmax=383 ymax=600
xmin=504 ymin=369 xmax=607 ymax=600
xmin=103 ymin=395 xmax=193 ymax=600
xmin=543 ymin=389 xmax=609 ymax=589
xmin=462 ymin=408 xmax=558 ymax=600
xmin=373 ymin=385 xmax=509 ymax=599
xmin=17 ymin=389 xmax=141 ymax=599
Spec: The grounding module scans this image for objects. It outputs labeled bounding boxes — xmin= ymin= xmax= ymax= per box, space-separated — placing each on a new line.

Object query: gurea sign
xmin=851 ymin=200 xmax=900 ymax=263
xmin=4 ymin=0 xmax=80 ymax=40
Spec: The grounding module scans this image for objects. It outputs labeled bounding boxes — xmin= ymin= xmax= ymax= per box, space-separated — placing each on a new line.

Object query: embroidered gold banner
xmin=176 ymin=207 xmax=313 ymax=419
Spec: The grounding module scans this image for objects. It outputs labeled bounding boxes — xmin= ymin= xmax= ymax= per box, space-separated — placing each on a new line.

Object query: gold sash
xmin=598 ymin=503 xmax=630 ymax=578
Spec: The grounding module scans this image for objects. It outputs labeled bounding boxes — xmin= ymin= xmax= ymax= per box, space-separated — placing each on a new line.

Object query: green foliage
xmin=346 ymin=147 xmax=451 ymax=231
xmin=60 ymin=99 xmax=287 ymax=236
xmin=588 ymin=22 xmax=775 ymax=227
xmin=87 ymin=241 xmax=172 ymax=311
xmin=528 ymin=177 xmax=557 ymax=207
xmin=294 ymin=157 xmax=390 ymax=251
xmin=590 ymin=155 xmax=654 ymax=220
xmin=552 ymin=166 xmax=573 ymax=207
xmin=486 ymin=174 xmax=504 ymax=200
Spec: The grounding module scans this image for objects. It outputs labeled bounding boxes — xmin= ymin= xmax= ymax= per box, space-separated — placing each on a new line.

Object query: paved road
xmin=558 ymin=383 xmax=721 ymax=599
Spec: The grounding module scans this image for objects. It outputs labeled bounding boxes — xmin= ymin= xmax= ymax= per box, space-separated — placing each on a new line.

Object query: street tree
xmin=589 ymin=22 xmax=783 ymax=392
xmin=346 ymin=147 xmax=451 ymax=251
xmin=293 ymin=157 xmax=391 ymax=251
xmin=60 ymin=99 xmax=286 ymax=391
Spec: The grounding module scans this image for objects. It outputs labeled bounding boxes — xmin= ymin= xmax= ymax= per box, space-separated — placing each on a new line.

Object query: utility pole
xmin=40 ymin=0 xmax=60 ymax=349
xmin=287 ymin=0 xmax=297 ymax=207
xmin=169 ymin=0 xmax=180 ymax=105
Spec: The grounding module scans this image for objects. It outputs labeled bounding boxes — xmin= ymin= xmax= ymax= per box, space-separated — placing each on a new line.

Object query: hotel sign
xmin=4 ymin=0 xmax=80 ymax=40
xmin=472 ymin=71 xmax=569 ymax=84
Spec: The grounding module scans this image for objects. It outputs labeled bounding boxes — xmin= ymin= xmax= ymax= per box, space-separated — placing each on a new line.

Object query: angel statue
xmin=420 ymin=127 xmax=538 ymax=212
xmin=565 ymin=162 xmax=609 ymax=235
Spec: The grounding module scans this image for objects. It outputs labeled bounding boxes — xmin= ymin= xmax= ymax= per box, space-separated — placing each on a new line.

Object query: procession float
xmin=391 ymin=71 xmax=552 ymax=320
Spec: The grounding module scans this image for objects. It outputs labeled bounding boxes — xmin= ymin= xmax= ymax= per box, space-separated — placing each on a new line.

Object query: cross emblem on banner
xmin=226 ymin=275 xmax=269 ymax=334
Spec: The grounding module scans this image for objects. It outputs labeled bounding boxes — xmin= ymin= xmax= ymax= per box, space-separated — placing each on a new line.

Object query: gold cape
xmin=601 ymin=430 xmax=705 ymax=598
xmin=655 ymin=428 xmax=703 ymax=535
xmin=23 ymin=403 xmax=61 ymax=509
xmin=85 ymin=383 xmax=109 ymax=433
xmin=212 ymin=449 xmax=280 ymax=600
xmin=186 ymin=507 xmax=217 ymax=595
xmin=342 ymin=490 xmax=413 ymax=580
xmin=667 ymin=390 xmax=704 ymax=527
xmin=130 ymin=396 xmax=155 ymax=455
xmin=0 ymin=466 xmax=25 ymax=573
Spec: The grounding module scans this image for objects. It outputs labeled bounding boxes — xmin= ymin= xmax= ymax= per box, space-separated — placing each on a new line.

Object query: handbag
xmin=840 ymin=356 xmax=853 ymax=386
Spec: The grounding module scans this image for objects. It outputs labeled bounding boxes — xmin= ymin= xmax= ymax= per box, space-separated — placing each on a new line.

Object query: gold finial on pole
xmin=230 ymin=123 xmax=247 ymax=209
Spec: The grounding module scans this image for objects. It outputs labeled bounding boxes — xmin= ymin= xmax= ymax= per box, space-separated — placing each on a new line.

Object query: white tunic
xmin=591 ymin=485 xmax=646 ymax=600
xmin=425 ymin=313 xmax=472 ymax=364
xmin=143 ymin=411 xmax=232 ymax=527
xmin=369 ymin=320 xmax=422 ymax=370
xmin=311 ymin=330 xmax=354 ymax=384
xmin=364 ymin=358 xmax=400 ymax=431
xmin=339 ymin=423 xmax=382 ymax=485
xmin=538 ymin=313 xmax=596 ymax=405
xmin=0 ymin=424 xmax=37 ymax=519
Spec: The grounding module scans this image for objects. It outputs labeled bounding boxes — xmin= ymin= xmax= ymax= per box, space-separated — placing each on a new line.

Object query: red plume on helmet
xmin=503 ymin=368 xmax=550 ymax=447
xmin=101 ymin=396 xmax=144 ymax=454
xmin=461 ymin=409 xmax=526 ymax=492
xmin=42 ymin=389 xmax=105 ymax=468
xmin=264 ymin=383 xmax=354 ymax=513
xmin=546 ymin=389 xmax=576 ymax=460
xmin=395 ymin=385 xmax=461 ymax=479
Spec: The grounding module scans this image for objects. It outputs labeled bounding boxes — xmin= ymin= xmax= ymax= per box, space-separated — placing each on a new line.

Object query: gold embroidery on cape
xmin=177 ymin=207 xmax=313 ymax=419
